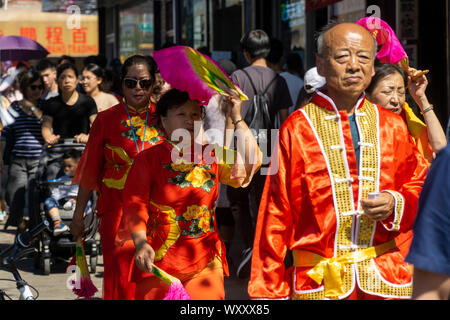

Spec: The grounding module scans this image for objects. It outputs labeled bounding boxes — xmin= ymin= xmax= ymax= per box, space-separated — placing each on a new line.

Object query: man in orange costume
xmin=248 ymin=23 xmax=429 ymax=300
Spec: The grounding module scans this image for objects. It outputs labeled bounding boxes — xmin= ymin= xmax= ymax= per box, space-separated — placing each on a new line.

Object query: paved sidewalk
xmin=0 ymin=216 xmax=250 ymax=300
xmin=0 ymin=219 xmax=103 ymax=300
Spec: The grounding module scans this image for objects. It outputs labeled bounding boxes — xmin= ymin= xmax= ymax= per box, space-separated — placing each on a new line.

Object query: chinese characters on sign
xmin=46 ymin=26 xmax=65 ymax=54
xmin=46 ymin=26 xmax=98 ymax=56
xmin=20 ymin=27 xmax=37 ymax=41
xmin=0 ymin=7 xmax=98 ymax=57
xmin=396 ymin=0 xmax=418 ymax=40
xmin=396 ymin=0 xmax=418 ymax=67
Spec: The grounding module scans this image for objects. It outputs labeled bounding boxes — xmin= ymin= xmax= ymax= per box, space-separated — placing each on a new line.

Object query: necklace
xmin=124 ymin=100 xmax=150 ymax=154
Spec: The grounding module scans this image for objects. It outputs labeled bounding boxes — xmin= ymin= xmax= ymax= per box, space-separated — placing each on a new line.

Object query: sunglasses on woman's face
xmin=30 ymin=85 xmax=44 ymax=91
xmin=123 ymin=78 xmax=153 ymax=89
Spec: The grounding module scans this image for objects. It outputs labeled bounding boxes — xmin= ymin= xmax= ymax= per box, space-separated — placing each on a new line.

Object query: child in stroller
xmin=44 ymin=149 xmax=81 ymax=236
xmin=28 ymin=140 xmax=98 ymax=275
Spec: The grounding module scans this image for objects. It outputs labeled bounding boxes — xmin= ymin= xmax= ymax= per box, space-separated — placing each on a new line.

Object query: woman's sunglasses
xmin=123 ymin=78 xmax=153 ymax=89
xmin=30 ymin=85 xmax=44 ymax=91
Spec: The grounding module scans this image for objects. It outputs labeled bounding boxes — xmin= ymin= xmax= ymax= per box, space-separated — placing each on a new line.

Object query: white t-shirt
xmin=280 ymin=72 xmax=304 ymax=115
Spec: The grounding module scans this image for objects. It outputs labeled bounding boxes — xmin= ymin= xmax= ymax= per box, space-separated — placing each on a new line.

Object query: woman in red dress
xmin=117 ymin=88 xmax=261 ymax=299
xmin=70 ymin=55 xmax=164 ymax=300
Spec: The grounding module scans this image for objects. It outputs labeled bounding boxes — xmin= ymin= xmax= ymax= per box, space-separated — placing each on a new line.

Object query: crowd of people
xmin=0 ymin=20 xmax=448 ymax=301
xmin=0 ymin=54 xmax=122 ymax=232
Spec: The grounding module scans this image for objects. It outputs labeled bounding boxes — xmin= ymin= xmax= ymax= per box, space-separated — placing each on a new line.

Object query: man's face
xmin=40 ymin=68 xmax=57 ymax=91
xmin=317 ymin=24 xmax=375 ymax=98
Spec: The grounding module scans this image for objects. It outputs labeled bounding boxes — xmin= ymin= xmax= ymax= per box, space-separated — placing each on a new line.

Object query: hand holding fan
xmin=355 ymin=17 xmax=428 ymax=80
xmin=151 ymin=264 xmax=192 ymax=300
xmin=153 ymin=46 xmax=247 ymax=105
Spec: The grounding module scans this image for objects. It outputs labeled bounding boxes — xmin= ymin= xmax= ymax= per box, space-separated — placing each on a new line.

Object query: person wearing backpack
xmin=228 ymin=29 xmax=292 ymax=280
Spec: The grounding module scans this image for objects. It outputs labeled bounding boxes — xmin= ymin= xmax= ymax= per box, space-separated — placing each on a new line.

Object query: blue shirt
xmin=446 ymin=116 xmax=450 ymax=142
xmin=349 ymin=114 xmax=360 ymax=172
xmin=405 ymin=144 xmax=450 ymax=275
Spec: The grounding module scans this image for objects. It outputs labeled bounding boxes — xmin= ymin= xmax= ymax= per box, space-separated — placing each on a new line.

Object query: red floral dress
xmin=117 ymin=139 xmax=261 ymax=284
xmin=73 ymin=99 xmax=165 ymax=300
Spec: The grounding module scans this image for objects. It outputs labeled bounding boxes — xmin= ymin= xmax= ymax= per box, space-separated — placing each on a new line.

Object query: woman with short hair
xmin=366 ymin=63 xmax=447 ymax=162
xmin=0 ymin=70 xmax=45 ymax=231
xmin=117 ymin=88 xmax=261 ymax=300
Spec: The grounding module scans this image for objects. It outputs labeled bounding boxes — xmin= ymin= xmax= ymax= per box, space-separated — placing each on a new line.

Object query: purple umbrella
xmin=0 ymin=35 xmax=49 ymax=61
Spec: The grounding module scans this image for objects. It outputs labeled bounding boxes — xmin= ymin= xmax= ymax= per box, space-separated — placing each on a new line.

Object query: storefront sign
xmin=140 ymin=22 xmax=154 ymax=32
xmin=281 ymin=1 xmax=305 ymax=22
xmin=396 ymin=0 xmax=418 ymax=40
xmin=281 ymin=1 xmax=306 ymax=28
xmin=0 ymin=8 xmax=98 ymax=57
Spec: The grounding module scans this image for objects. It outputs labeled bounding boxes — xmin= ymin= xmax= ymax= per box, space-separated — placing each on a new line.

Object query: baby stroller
xmin=27 ymin=139 xmax=99 ymax=275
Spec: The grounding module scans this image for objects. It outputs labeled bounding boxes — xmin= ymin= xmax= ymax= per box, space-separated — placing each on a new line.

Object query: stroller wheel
xmin=90 ymin=255 xmax=97 ymax=274
xmin=43 ymin=257 xmax=51 ymax=275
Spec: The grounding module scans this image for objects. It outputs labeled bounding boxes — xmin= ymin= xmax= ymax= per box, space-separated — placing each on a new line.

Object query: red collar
xmin=121 ymin=97 xmax=154 ymax=115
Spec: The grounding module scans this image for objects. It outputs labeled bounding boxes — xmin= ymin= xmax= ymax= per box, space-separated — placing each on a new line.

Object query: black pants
xmin=226 ymin=172 xmax=267 ymax=250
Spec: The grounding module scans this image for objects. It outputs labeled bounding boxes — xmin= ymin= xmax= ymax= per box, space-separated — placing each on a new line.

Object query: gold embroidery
xmin=300 ymin=103 xmax=355 ymax=299
xmin=296 ymin=100 xmax=411 ymax=299
xmin=355 ymin=103 xmax=411 ymax=298
xmin=149 ymin=200 xmax=181 ymax=261
xmin=354 ymin=102 xmax=378 ymax=247
xmin=102 ymin=144 xmax=132 ymax=190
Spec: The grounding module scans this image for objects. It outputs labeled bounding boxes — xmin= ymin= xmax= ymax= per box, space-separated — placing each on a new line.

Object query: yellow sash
xmin=403 ymin=102 xmax=433 ymax=163
xmin=293 ymin=239 xmax=397 ymax=298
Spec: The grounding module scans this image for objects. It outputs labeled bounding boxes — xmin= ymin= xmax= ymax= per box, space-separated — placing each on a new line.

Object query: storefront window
xmin=332 ymin=0 xmax=366 ymax=22
xmin=225 ymin=0 xmax=241 ymax=7
xmin=280 ymin=0 xmax=306 ymax=60
xmin=119 ymin=1 xmax=154 ymax=61
xmin=181 ymin=0 xmax=207 ymax=49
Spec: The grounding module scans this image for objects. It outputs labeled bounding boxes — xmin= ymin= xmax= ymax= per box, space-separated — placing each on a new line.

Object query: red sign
xmin=306 ymin=0 xmax=342 ymax=12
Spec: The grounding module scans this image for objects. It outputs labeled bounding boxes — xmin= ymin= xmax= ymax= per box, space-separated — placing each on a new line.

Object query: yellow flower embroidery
xmin=136 ymin=125 xmax=159 ymax=141
xmin=170 ymin=159 xmax=195 ymax=173
xmin=185 ymin=166 xmax=211 ymax=188
xmin=183 ymin=205 xmax=203 ymax=221
xmin=198 ymin=210 xmax=211 ymax=232
xmin=126 ymin=116 xmax=145 ymax=128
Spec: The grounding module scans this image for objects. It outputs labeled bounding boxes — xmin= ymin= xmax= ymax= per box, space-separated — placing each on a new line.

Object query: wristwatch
xmin=30 ymin=106 xmax=36 ymax=112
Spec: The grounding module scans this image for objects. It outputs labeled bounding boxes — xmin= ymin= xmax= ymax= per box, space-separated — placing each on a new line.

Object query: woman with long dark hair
xmin=70 ymin=55 xmax=164 ymax=300
xmin=80 ymin=63 xmax=119 ymax=113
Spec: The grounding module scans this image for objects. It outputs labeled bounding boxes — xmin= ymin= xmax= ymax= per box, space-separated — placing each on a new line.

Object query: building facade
xmin=98 ymin=0 xmax=449 ymax=127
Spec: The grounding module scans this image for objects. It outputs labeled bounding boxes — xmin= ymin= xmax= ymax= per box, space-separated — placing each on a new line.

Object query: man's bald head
xmin=315 ymin=22 xmax=377 ymax=107
xmin=317 ymin=22 xmax=377 ymax=59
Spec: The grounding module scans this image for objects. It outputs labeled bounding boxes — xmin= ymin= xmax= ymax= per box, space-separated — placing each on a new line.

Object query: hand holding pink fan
xmin=356 ymin=17 xmax=428 ymax=80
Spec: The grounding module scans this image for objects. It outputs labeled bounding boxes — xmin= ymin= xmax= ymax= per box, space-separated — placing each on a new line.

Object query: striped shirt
xmin=0 ymin=101 xmax=44 ymax=159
